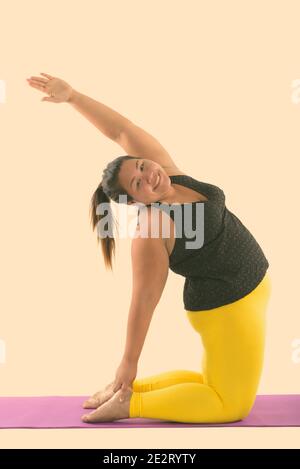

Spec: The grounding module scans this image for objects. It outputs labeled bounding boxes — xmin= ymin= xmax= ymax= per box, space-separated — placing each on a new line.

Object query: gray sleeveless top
xmin=140 ymin=174 xmax=269 ymax=311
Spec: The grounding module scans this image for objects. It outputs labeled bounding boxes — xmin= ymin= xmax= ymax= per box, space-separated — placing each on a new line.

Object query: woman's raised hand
xmin=26 ymin=72 xmax=74 ymax=103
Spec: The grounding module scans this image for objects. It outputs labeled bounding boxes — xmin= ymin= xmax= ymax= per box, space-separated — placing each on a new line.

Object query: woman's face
xmin=118 ymin=158 xmax=171 ymax=205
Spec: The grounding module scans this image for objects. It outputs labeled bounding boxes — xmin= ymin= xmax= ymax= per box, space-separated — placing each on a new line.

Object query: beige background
xmin=1 ymin=0 xmax=300 ymax=449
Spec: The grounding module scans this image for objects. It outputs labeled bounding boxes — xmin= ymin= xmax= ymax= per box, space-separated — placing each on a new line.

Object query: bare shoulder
xmin=136 ymin=204 xmax=168 ymax=234
xmin=133 ymin=205 xmax=171 ymax=250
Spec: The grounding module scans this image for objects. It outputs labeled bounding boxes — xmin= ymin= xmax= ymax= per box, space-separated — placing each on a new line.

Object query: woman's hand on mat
xmin=112 ymin=357 xmax=137 ymax=402
xmin=26 ymin=73 xmax=74 ymax=103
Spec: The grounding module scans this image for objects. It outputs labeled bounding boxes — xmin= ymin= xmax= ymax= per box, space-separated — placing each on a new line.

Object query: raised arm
xmin=68 ymin=90 xmax=131 ymax=141
xmin=69 ymin=90 xmax=178 ymax=168
xmin=27 ymin=73 xmax=179 ymax=168
xmin=27 ymin=73 xmax=131 ymax=141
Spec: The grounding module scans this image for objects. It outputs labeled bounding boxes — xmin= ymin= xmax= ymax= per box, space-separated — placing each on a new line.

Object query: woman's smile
xmin=153 ymin=172 xmax=160 ymax=190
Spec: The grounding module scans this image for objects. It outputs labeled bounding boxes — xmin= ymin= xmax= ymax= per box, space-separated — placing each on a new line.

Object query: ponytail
xmin=89 ymin=182 xmax=117 ymax=271
xmin=90 ymin=155 xmax=137 ymax=270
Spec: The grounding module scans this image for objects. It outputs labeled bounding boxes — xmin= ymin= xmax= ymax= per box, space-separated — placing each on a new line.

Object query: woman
xmin=27 ymin=73 xmax=272 ymax=424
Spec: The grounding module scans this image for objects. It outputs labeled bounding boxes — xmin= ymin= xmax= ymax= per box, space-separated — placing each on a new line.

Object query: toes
xmin=81 ymin=389 xmax=132 ymax=423
xmin=83 ymin=389 xmax=114 ymax=408
xmin=82 ymin=398 xmax=98 ymax=409
xmin=82 ymin=408 xmax=104 ymax=423
xmin=81 ymin=414 xmax=90 ymax=422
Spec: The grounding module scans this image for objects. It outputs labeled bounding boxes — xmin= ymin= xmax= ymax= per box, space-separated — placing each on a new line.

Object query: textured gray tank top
xmin=140 ymin=174 xmax=269 ymax=311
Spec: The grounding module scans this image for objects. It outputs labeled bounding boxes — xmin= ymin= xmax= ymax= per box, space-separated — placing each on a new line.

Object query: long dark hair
xmin=90 ymin=155 xmax=139 ymax=271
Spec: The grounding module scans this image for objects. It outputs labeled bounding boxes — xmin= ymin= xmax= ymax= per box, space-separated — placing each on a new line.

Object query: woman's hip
xmin=184 ymin=272 xmax=272 ymax=405
xmin=185 ymin=272 xmax=272 ymax=334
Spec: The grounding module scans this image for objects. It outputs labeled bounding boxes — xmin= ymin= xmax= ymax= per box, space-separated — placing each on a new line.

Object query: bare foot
xmin=82 ymin=381 xmax=115 ymax=409
xmin=81 ymin=388 xmax=133 ymax=423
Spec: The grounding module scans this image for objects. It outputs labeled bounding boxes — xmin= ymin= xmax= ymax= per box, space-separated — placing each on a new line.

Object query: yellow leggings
xmin=129 ymin=272 xmax=272 ymax=423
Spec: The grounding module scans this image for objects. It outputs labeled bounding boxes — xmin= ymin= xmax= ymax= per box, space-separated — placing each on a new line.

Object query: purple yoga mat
xmin=0 ymin=394 xmax=299 ymax=428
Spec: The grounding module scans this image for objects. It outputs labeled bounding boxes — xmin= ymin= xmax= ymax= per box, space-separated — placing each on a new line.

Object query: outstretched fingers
xmin=40 ymin=72 xmax=54 ymax=79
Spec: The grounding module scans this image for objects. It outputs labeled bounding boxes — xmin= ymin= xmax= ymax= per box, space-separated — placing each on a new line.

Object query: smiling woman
xmin=89 ymin=154 xmax=181 ymax=269
xmin=27 ymin=73 xmax=271 ymax=425
xmin=117 ymin=157 xmax=179 ymax=205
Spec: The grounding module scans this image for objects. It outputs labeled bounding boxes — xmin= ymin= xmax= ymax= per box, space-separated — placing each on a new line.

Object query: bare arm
xmin=122 ymin=208 xmax=169 ymax=363
xmin=27 ymin=73 xmax=131 ymax=141
xmin=68 ymin=89 xmax=132 ymax=141
xmin=27 ymin=73 xmax=179 ymax=167
xmin=116 ymin=122 xmax=179 ymax=168
xmin=69 ymin=91 xmax=178 ymax=168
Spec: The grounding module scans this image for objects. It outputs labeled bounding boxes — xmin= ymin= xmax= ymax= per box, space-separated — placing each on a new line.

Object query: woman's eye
xmin=136 ymin=162 xmax=144 ymax=189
